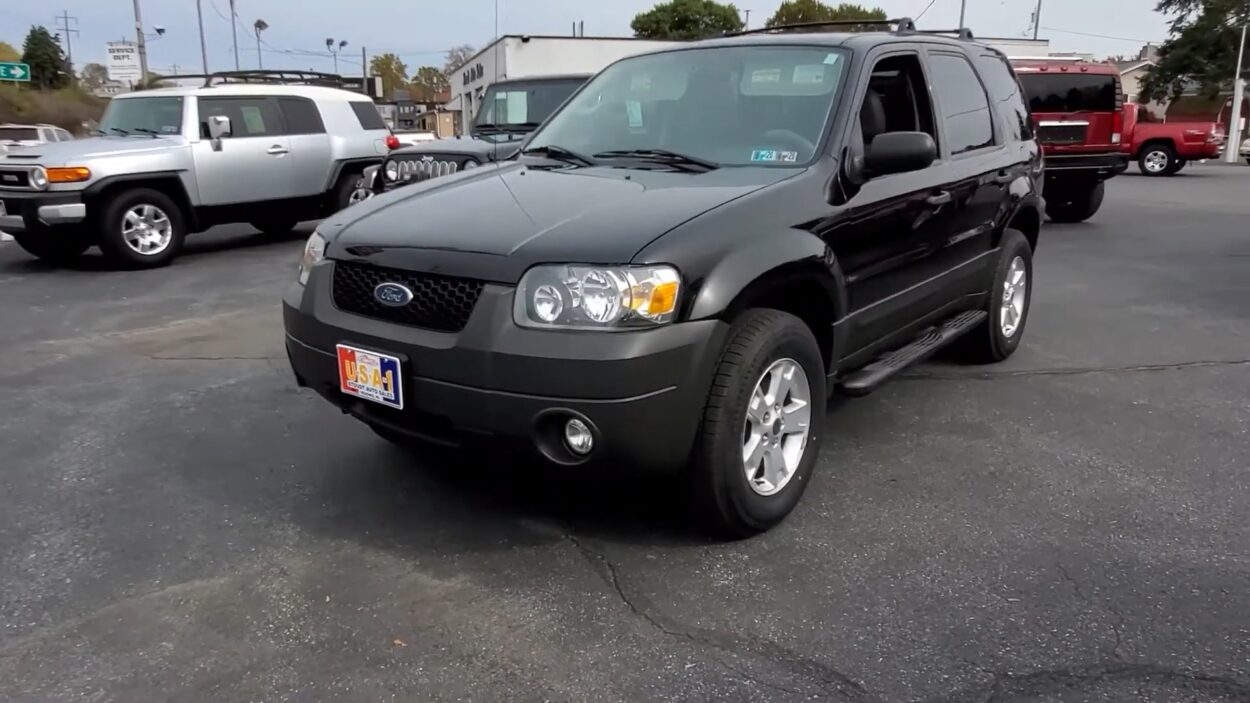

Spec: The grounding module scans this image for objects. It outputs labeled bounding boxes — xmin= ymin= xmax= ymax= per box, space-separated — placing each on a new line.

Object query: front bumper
xmin=1042 ymin=152 xmax=1129 ymax=180
xmin=283 ymin=261 xmax=728 ymax=469
xmin=0 ymin=190 xmax=87 ymax=233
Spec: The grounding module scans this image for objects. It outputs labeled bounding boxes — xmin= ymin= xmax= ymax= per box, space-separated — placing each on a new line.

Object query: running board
xmin=838 ymin=310 xmax=987 ymax=396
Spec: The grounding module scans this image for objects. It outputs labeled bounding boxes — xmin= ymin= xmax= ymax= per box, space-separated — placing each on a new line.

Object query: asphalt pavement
xmin=2 ymin=166 xmax=1249 ymax=702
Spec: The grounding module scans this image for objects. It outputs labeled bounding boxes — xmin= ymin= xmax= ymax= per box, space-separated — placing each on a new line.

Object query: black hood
xmin=324 ymin=162 xmax=796 ymax=283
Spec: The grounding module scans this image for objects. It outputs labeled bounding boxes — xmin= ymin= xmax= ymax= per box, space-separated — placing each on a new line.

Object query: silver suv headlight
xmin=298 ymin=231 xmax=326 ymax=285
xmin=29 ymin=167 xmax=48 ymax=190
xmin=514 ymin=264 xmax=681 ymax=330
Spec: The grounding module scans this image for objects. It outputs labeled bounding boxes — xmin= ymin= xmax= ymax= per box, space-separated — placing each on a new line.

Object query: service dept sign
xmin=106 ymin=41 xmax=143 ymax=85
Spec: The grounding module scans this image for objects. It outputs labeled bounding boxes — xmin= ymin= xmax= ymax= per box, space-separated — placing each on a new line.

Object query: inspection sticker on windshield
xmin=751 ymin=150 xmax=799 ymax=163
xmin=337 ymin=344 xmax=404 ymax=410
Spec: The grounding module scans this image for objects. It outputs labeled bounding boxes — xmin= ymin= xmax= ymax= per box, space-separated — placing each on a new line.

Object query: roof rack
xmin=726 ymin=17 xmax=974 ymax=40
xmin=160 ymin=70 xmax=356 ymax=89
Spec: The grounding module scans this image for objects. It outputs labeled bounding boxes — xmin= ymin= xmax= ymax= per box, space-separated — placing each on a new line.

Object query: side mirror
xmin=207 ymin=115 xmax=232 ymax=140
xmin=864 ymin=132 xmax=937 ymax=177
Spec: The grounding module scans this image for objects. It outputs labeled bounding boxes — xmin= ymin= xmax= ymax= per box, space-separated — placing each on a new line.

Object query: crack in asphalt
xmin=563 ymin=530 xmax=875 ymax=701
xmin=900 ymin=358 xmax=1250 ymax=382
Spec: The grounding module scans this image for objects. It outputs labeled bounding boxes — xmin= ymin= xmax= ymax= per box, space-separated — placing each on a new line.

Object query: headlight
xmin=384 ymin=160 xmax=399 ymax=182
xmin=514 ymin=264 xmax=681 ymax=330
xmin=298 ymin=232 xmax=326 ymax=285
xmin=29 ymin=167 xmax=48 ymax=190
xmin=462 ymin=160 xmax=480 ymax=170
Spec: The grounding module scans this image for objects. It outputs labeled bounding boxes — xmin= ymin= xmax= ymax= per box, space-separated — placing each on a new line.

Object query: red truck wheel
xmin=1139 ymin=144 xmax=1177 ymax=176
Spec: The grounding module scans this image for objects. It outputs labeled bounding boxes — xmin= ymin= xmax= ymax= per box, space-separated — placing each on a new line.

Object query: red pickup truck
xmin=1121 ymin=103 xmax=1225 ymax=176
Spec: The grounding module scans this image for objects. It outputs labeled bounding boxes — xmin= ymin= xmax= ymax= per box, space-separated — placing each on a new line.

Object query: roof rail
xmin=725 ymin=17 xmax=974 ymax=40
xmin=160 ymin=70 xmax=354 ymax=88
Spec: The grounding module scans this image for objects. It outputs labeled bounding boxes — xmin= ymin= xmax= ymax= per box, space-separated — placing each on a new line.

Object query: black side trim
xmin=82 ymin=171 xmax=187 ymax=198
xmin=325 ymin=157 xmax=385 ymax=191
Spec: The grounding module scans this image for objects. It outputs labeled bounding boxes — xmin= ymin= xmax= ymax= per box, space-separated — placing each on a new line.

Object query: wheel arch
xmin=83 ymin=173 xmax=198 ymax=231
xmin=1003 ymin=200 xmax=1041 ymax=253
xmin=324 ymin=157 xmax=384 ymax=192
xmin=1136 ymin=137 xmax=1176 ymax=158
xmin=685 ymin=231 xmax=847 ymax=372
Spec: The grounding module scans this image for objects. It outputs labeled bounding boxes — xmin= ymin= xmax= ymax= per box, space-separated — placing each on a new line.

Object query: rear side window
xmin=278 ymin=98 xmax=326 ymax=134
xmin=974 ymin=51 xmax=1033 ymax=142
xmin=349 ymin=102 xmax=386 ymax=130
xmin=1018 ymin=73 xmax=1117 ymax=113
xmin=928 ymin=52 xmax=995 ymax=154
xmin=0 ymin=127 xmax=38 ymax=140
xmin=199 ymin=97 xmax=284 ymax=138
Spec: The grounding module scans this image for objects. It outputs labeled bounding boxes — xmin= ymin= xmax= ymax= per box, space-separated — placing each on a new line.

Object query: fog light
xmin=564 ymin=418 xmax=594 ymax=455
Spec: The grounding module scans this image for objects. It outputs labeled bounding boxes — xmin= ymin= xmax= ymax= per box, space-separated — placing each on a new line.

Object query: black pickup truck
xmin=286 ymin=20 xmax=1044 ymax=536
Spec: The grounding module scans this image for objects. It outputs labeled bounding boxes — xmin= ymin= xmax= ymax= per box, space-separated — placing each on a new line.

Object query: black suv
xmin=371 ymin=74 xmax=589 ymax=192
xmin=284 ymin=20 xmax=1044 ymax=536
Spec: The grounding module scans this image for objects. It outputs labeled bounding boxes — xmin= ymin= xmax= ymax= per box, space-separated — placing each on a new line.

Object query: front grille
xmin=387 ymin=153 xmax=475 ymax=185
xmin=331 ymin=260 xmax=484 ymax=332
xmin=1037 ymin=122 xmax=1088 ymax=144
xmin=0 ymin=168 xmax=31 ymax=189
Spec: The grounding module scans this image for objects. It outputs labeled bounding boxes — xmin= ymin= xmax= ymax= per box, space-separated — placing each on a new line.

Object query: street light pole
xmin=228 ymin=0 xmax=239 ymax=70
xmin=1225 ymin=17 xmax=1247 ymax=163
xmin=253 ymin=19 xmax=267 ymax=70
xmin=132 ymin=0 xmax=149 ymax=85
xmin=195 ymin=0 xmax=209 ymax=74
xmin=1033 ymin=0 xmax=1043 ymax=40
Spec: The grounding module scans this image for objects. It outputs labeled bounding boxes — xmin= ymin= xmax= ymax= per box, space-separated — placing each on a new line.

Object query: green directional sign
xmin=0 ymin=62 xmax=31 ymax=82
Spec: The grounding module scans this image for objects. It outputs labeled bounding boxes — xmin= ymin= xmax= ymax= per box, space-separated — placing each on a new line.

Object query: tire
xmin=1173 ymin=158 xmax=1187 ymax=173
xmin=1244 ymin=157 xmax=1250 ymax=166
xmin=96 ymin=188 xmax=186 ymax=269
xmin=1045 ymin=181 xmax=1105 ymax=223
xmin=249 ymin=217 xmax=300 ymax=237
xmin=13 ymin=227 xmax=91 ymax=264
xmin=691 ymin=309 xmax=827 ymax=538
xmin=1138 ymin=143 xmax=1176 ymax=176
xmin=955 ymin=229 xmax=1033 ymax=364
xmin=333 ymin=170 xmax=371 ymax=212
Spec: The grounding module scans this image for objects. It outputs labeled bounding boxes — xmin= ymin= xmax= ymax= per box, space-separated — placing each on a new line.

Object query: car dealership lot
xmin=2 ymin=166 xmax=1248 ymax=702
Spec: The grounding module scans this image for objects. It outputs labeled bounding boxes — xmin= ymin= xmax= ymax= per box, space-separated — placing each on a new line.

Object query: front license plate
xmin=337 ymin=344 xmax=403 ymax=409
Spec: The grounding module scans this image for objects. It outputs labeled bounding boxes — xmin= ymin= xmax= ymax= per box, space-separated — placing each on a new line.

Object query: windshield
xmin=526 ymin=46 xmax=848 ymax=167
xmin=473 ymin=78 xmax=585 ymax=141
xmin=0 ymin=127 xmax=39 ymax=141
xmin=99 ymin=97 xmax=185 ymax=135
xmin=1019 ymin=74 xmax=1117 ymax=113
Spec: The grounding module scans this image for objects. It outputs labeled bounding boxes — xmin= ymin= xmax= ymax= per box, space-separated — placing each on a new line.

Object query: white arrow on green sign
xmin=0 ymin=62 xmax=31 ymax=82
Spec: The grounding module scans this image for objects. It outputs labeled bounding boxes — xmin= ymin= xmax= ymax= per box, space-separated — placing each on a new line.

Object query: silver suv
xmin=0 ymin=123 xmax=74 ymax=154
xmin=0 ymin=80 xmax=388 ymax=267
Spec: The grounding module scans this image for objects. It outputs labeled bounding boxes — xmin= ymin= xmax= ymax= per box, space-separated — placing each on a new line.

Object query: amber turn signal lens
xmin=46 ymin=167 xmax=91 ymax=183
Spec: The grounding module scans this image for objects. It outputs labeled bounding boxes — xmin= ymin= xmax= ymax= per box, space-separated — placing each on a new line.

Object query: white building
xmin=446 ymin=35 xmax=681 ymax=132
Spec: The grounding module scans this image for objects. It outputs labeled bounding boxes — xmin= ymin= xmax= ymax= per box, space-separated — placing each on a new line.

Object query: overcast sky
xmin=1 ymin=0 xmax=1170 ymax=76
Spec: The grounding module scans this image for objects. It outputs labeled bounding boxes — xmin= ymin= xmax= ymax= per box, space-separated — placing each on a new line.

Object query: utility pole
xmin=361 ymin=45 xmax=367 ymax=95
xmin=228 ymin=0 xmax=239 ymax=70
xmin=54 ymin=11 xmax=79 ymax=72
xmin=743 ymin=9 xmax=751 ymax=29
xmin=195 ymin=0 xmax=209 ymax=74
xmin=132 ymin=0 xmax=150 ymax=85
xmin=1225 ymin=8 xmax=1247 ymax=163
xmin=958 ymin=0 xmax=967 ymax=31
xmin=1032 ymin=0 xmax=1043 ymax=40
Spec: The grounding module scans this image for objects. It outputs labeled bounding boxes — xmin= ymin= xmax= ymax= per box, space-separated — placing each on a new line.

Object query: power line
xmin=915 ymin=0 xmax=940 ymax=21
xmin=1041 ymin=26 xmax=1158 ymax=43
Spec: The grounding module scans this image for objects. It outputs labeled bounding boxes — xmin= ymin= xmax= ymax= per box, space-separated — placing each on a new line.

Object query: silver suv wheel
xmin=742 ymin=358 xmax=812 ymax=496
xmin=121 ymin=204 xmax=173 ymax=255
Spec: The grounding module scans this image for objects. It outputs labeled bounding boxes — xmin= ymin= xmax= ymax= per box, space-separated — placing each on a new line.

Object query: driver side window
xmin=857 ymin=54 xmax=937 ymax=153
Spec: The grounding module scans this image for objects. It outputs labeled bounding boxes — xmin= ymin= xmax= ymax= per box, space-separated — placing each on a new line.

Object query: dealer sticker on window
xmin=751 ymin=150 xmax=799 ymax=163
xmin=337 ymin=344 xmax=404 ymax=410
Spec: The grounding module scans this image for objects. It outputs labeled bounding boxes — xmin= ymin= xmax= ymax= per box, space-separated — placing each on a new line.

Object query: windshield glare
xmin=527 ymin=46 xmax=847 ymax=167
xmin=473 ymin=79 xmax=584 ymax=142
xmin=99 ymin=97 xmax=185 ymax=135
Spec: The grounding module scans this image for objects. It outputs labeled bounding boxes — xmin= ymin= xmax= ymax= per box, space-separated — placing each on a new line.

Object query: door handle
xmin=925 ymin=191 xmax=952 ymax=207
xmin=993 ymin=171 xmax=1014 ymax=185
xmin=266 ymin=145 xmax=289 ymax=155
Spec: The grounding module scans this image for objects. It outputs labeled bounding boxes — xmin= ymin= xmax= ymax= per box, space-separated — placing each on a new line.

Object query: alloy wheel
xmin=1000 ymin=255 xmax=1027 ymax=338
xmin=121 ymin=204 xmax=173 ymax=255
xmin=742 ymin=358 xmax=812 ymax=496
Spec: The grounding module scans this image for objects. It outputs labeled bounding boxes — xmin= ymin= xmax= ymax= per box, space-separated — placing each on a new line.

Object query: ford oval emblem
xmin=374 ymin=282 xmax=414 ymax=307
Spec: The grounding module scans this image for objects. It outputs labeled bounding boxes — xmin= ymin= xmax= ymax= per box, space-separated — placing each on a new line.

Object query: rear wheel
xmin=1045 ymin=181 xmax=1105 ymax=223
xmin=1139 ymin=144 xmax=1176 ymax=176
xmin=955 ymin=229 xmax=1033 ymax=363
xmin=13 ymin=226 xmax=91 ymax=264
xmin=691 ymin=309 xmax=826 ymax=538
xmin=96 ymin=188 xmax=186 ymax=268
xmin=333 ymin=170 xmax=371 ymax=212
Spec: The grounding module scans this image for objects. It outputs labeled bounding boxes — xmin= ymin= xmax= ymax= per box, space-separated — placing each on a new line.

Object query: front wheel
xmin=1045 ymin=181 xmax=1105 ymax=223
xmin=96 ymin=188 xmax=186 ymax=268
xmin=691 ymin=309 xmax=826 ymax=538
xmin=1139 ymin=144 xmax=1176 ymax=176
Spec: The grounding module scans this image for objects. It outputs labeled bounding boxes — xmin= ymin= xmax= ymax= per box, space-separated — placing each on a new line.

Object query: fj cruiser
xmin=370 ymin=74 xmax=589 ymax=193
xmin=284 ymin=21 xmax=1044 ymax=535
xmin=0 ymin=71 xmax=389 ymax=268
xmin=1011 ymin=58 xmax=1128 ymax=222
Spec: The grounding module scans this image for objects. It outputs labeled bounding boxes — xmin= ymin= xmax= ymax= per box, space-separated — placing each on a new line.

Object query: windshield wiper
xmin=89 ymin=129 xmax=108 ymax=136
xmin=521 ymin=144 xmax=596 ymax=167
xmin=132 ymin=127 xmax=160 ymax=138
xmin=106 ymin=127 xmax=130 ymax=136
xmin=594 ymin=149 xmax=718 ymax=172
